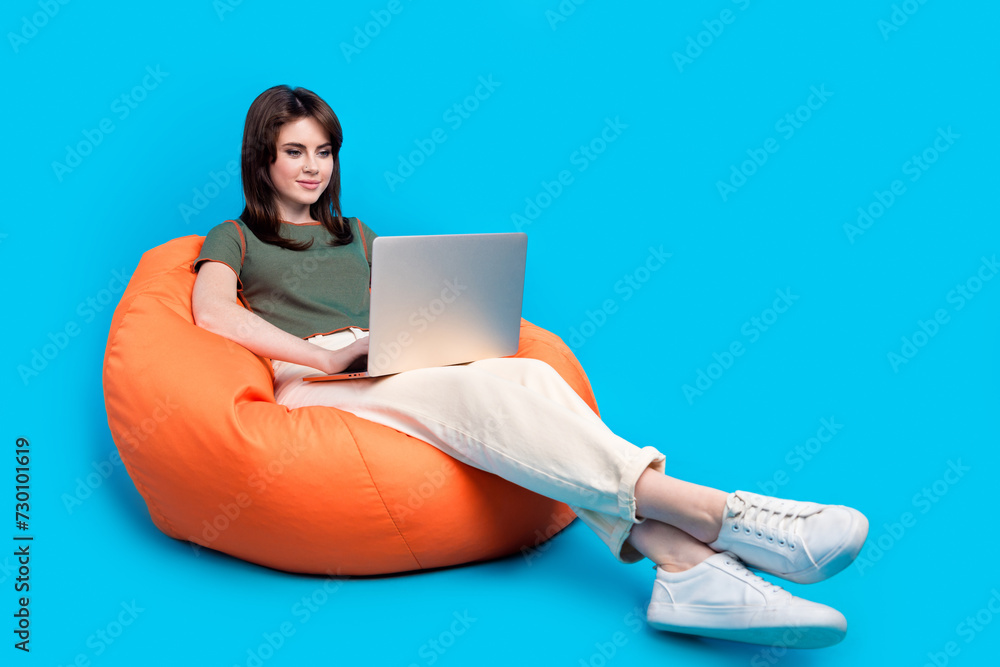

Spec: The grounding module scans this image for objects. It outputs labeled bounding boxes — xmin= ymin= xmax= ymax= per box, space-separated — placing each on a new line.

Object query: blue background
xmin=3 ymin=0 xmax=999 ymax=665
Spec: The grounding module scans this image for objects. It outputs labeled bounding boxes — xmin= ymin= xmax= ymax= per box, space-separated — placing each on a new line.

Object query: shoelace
xmin=722 ymin=554 xmax=790 ymax=600
xmin=729 ymin=493 xmax=818 ymax=551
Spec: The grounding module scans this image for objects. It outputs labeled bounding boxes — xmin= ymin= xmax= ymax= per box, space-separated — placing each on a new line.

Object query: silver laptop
xmin=303 ymin=232 xmax=527 ymax=381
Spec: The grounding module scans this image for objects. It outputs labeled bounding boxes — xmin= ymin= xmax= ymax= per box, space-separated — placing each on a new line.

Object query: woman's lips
xmin=297 ymin=180 xmax=320 ymax=190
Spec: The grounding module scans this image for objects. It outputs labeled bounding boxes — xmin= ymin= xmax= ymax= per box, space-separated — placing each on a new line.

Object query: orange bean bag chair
xmin=102 ymin=235 xmax=598 ymax=575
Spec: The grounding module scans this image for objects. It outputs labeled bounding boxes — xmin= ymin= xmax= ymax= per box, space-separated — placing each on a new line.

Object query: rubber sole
xmin=647 ymin=604 xmax=846 ymax=648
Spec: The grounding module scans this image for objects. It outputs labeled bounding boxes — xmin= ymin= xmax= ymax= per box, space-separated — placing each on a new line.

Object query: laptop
xmin=303 ymin=232 xmax=527 ymax=381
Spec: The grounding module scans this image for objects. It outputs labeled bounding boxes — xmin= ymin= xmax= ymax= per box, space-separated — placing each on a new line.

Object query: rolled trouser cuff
xmin=574 ymin=446 xmax=666 ymax=563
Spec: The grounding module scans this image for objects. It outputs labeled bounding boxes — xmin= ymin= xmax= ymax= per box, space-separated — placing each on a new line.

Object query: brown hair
xmin=239 ymin=85 xmax=352 ymax=249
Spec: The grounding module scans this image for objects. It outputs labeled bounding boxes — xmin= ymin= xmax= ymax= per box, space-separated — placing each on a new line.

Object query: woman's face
xmin=269 ymin=116 xmax=334 ymax=222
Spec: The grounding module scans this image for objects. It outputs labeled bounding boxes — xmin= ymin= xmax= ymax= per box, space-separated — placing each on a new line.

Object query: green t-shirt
xmin=193 ymin=217 xmax=377 ymax=338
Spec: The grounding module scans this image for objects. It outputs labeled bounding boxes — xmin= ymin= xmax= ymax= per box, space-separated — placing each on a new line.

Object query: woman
xmin=191 ymin=84 xmax=868 ymax=649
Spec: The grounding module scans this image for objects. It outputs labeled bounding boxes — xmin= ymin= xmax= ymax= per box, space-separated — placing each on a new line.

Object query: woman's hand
xmin=194 ymin=261 xmax=371 ymax=373
xmin=321 ymin=336 xmax=370 ymax=375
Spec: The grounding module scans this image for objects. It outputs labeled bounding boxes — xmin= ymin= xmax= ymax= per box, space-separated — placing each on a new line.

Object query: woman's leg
xmin=274 ymin=334 xmax=666 ymax=563
xmin=274 ymin=333 xmax=864 ymax=647
xmin=624 ymin=472 xmax=730 ymax=571
xmin=626 ymin=485 xmax=856 ymax=649
xmin=627 ymin=519 xmax=718 ymax=572
xmin=275 ymin=332 xmax=865 ymax=582
xmin=634 ymin=470 xmax=728 ymax=544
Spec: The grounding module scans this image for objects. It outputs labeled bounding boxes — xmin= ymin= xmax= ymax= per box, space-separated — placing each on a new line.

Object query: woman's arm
xmin=191 ymin=261 xmax=368 ymax=374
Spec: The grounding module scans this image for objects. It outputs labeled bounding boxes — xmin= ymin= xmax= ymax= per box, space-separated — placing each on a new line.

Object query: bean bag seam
xmin=340 ymin=418 xmax=423 ymax=570
xmin=104 ymin=237 xmax=601 ymax=574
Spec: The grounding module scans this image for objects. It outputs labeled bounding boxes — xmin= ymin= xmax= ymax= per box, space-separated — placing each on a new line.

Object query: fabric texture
xmin=273 ymin=328 xmax=667 ymax=563
xmin=103 ymin=235 xmax=601 ymax=575
xmin=192 ymin=217 xmax=377 ymax=338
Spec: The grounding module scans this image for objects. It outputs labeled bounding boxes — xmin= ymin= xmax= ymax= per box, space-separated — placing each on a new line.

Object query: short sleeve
xmin=193 ymin=221 xmax=246 ymax=283
xmin=356 ymin=218 xmax=378 ymax=267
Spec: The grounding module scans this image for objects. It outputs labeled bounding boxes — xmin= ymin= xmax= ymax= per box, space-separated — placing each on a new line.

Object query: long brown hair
xmin=239 ymin=85 xmax=352 ymax=249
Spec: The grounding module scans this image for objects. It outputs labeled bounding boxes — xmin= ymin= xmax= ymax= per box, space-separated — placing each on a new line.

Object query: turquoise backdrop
xmin=3 ymin=1 xmax=998 ymax=665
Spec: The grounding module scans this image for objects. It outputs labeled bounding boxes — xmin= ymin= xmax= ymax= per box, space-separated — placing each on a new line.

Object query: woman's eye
xmin=319 ymin=150 xmax=331 ymax=157
xmin=286 ymin=149 xmax=301 ymax=157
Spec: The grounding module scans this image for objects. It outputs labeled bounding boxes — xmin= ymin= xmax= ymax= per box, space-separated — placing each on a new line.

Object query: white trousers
xmin=272 ymin=328 xmax=666 ymax=563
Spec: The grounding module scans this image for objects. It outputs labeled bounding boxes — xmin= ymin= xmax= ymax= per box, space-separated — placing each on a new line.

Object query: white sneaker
xmin=708 ymin=490 xmax=869 ymax=584
xmin=646 ymin=552 xmax=847 ymax=648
